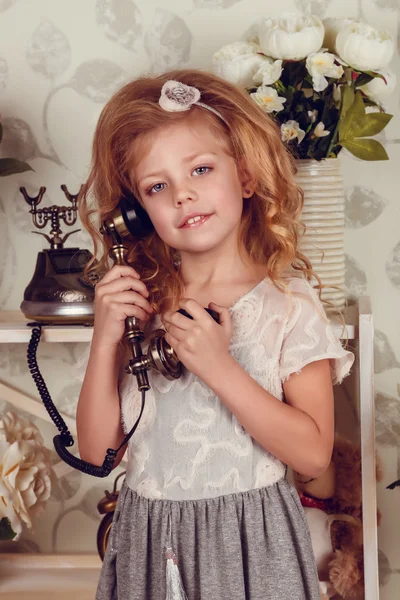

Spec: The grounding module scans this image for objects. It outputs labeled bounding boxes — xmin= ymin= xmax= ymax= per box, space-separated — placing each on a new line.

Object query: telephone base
xmin=20 ymin=300 xmax=94 ymax=325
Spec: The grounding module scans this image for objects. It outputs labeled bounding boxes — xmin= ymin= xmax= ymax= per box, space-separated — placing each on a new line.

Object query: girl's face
xmin=133 ymin=116 xmax=250 ymax=256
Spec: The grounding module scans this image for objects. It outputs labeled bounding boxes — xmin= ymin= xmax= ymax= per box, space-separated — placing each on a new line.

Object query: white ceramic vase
xmin=295 ymin=158 xmax=345 ymax=311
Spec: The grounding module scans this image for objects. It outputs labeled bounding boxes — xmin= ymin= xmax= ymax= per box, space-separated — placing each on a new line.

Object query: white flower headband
xmin=158 ymin=80 xmax=228 ymax=125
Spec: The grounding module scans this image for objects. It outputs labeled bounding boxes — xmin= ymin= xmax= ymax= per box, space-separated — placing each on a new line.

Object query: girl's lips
xmin=179 ymin=214 xmax=212 ymax=229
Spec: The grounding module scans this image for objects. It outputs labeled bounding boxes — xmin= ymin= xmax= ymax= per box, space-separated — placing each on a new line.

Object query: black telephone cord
xmin=26 ymin=324 xmax=145 ymax=477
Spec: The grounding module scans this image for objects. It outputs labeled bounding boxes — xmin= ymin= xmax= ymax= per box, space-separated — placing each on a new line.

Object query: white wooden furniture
xmin=0 ymin=554 xmax=101 ymax=599
xmin=0 ymin=301 xmax=378 ymax=599
xmin=359 ymin=297 xmax=379 ymax=600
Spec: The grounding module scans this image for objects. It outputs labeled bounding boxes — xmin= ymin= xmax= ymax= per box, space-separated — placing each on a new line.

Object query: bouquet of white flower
xmin=212 ymin=14 xmax=396 ymax=161
xmin=0 ymin=411 xmax=54 ymax=541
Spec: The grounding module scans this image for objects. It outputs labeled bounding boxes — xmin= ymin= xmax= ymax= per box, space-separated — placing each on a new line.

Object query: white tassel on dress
xmin=165 ymin=512 xmax=188 ymax=600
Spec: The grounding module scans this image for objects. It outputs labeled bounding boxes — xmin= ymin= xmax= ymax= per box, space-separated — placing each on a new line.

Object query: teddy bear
xmin=293 ymin=435 xmax=382 ymax=599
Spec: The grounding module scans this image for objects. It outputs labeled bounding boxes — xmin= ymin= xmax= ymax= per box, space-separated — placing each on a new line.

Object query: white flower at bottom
xmin=306 ymin=51 xmax=344 ymax=92
xmin=251 ymin=85 xmax=287 ymax=113
xmin=281 ymin=120 xmax=305 ymax=144
xmin=0 ymin=412 xmax=53 ymax=540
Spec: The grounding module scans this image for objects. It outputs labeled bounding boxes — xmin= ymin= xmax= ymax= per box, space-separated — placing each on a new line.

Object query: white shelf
xmin=0 ymin=311 xmax=93 ymax=343
xmin=0 ymin=309 xmax=356 ymax=343
xmin=0 ymin=553 xmax=101 ymax=599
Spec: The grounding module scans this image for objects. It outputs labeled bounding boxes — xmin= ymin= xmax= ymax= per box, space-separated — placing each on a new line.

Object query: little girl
xmin=76 ymin=69 xmax=354 ymax=600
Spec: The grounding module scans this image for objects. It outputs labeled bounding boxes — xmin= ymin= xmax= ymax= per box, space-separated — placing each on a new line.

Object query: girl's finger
xmin=208 ymin=302 xmax=231 ymax=334
xmin=99 ymin=265 xmax=140 ymax=284
xmin=101 ymin=291 xmax=154 ymax=315
xmin=163 ymin=310 xmax=192 ymax=330
xmin=165 ymin=323 xmax=185 ymax=341
xmin=177 ymin=298 xmax=208 ymax=321
xmin=96 ymin=275 xmax=149 ymax=297
xmin=164 ymin=332 xmax=178 ymax=350
xmin=108 ymin=301 xmax=150 ymax=323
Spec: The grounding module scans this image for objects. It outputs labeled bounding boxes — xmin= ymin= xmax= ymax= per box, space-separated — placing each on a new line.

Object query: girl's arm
xmin=76 ymin=343 xmax=127 ymax=469
xmin=204 ymin=355 xmax=334 ymax=479
xmin=76 ymin=264 xmax=153 ymax=469
xmin=163 ymin=281 xmax=353 ymax=479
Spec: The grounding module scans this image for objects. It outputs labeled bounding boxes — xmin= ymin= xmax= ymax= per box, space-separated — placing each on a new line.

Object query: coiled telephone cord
xmin=26 ymin=323 xmax=145 ymax=477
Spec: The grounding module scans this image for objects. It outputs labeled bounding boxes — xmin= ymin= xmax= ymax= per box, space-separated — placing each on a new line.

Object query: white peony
xmin=258 ymin=13 xmax=325 ymax=61
xmin=251 ymin=85 xmax=287 ymax=113
xmin=253 ymin=58 xmax=283 ymax=86
xmin=336 ymin=22 xmax=394 ymax=72
xmin=281 ymin=120 xmax=305 ymax=144
xmin=1 ymin=411 xmax=46 ymax=446
xmin=359 ymin=68 xmax=397 ymax=107
xmin=211 ymin=41 xmax=266 ymax=88
xmin=0 ymin=412 xmax=54 ymax=540
xmin=306 ymin=51 xmax=344 ymax=92
xmin=323 ymin=18 xmax=355 ymax=53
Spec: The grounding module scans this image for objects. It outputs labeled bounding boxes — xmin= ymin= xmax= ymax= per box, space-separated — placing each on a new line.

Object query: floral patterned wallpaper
xmin=0 ymin=0 xmax=399 ymax=597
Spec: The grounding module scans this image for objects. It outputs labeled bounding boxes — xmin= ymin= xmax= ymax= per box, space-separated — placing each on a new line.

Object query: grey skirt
xmin=95 ymin=477 xmax=320 ymax=600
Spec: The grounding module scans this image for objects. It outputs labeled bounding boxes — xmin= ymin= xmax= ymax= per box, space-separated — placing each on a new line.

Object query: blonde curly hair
xmin=79 ymin=68 xmax=318 ymax=315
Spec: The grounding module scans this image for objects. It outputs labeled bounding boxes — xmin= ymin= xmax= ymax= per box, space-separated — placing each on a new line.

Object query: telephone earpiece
xmin=107 ymin=190 xmax=154 ymax=241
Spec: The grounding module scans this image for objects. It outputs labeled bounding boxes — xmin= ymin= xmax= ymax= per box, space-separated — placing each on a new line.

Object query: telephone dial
xmin=26 ymin=187 xmax=219 ymax=478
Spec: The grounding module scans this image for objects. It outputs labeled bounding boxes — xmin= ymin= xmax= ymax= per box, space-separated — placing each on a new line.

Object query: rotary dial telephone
xmin=20 ymin=185 xmax=97 ymax=324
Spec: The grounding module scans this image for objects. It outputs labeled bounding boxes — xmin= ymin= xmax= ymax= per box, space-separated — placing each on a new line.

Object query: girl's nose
xmin=172 ymin=184 xmax=197 ymax=207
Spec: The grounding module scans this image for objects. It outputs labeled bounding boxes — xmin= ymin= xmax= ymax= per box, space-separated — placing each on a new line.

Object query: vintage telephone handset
xmin=27 ymin=191 xmax=218 ymax=477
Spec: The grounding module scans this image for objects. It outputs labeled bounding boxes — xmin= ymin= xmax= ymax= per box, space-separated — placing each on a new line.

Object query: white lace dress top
xmin=109 ymin=279 xmax=354 ymax=500
xmin=75 ymin=277 xmax=354 ymax=502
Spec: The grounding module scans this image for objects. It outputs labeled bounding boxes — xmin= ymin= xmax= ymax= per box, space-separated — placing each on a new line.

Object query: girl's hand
xmin=162 ymin=299 xmax=232 ymax=381
xmin=92 ymin=265 xmax=153 ymax=350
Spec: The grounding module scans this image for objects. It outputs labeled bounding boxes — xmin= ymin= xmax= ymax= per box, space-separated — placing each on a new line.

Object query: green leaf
xmin=341 ymin=138 xmax=389 ymax=160
xmin=0 ymin=158 xmax=33 ymax=176
xmin=363 ymin=70 xmax=386 ymax=81
xmin=352 ymin=112 xmax=392 ymax=137
xmin=339 ymin=88 xmax=392 ymax=139
xmin=339 ymin=90 xmax=366 ymax=141
xmin=341 ymin=85 xmax=355 ymax=119
xmin=0 ymin=517 xmax=17 ymax=540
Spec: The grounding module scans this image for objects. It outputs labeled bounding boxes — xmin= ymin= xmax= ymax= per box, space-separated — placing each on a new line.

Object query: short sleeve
xmin=279 ymin=278 xmax=354 ymax=384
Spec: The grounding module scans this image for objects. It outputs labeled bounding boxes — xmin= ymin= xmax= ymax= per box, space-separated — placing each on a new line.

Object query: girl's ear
xmin=237 ymin=157 xmax=256 ymax=198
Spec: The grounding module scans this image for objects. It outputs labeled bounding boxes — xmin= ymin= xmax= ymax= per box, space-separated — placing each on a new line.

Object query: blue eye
xmin=149 ymin=182 xmax=165 ymax=195
xmin=193 ymin=166 xmax=211 ymax=176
